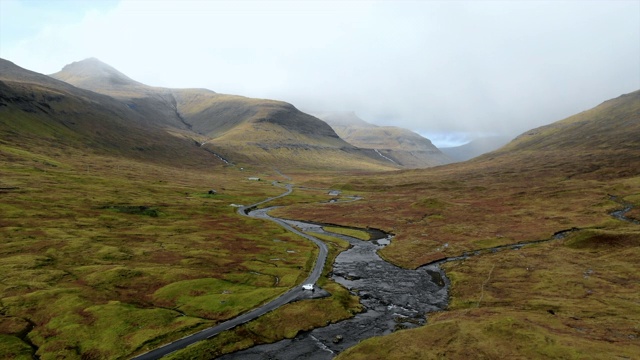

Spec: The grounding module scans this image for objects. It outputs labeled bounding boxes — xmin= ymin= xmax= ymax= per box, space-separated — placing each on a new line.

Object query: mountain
xmin=440 ymin=135 xmax=512 ymax=162
xmin=317 ymin=111 xmax=452 ymax=168
xmin=500 ymin=91 xmax=640 ymax=153
xmin=50 ymin=58 xmax=395 ymax=171
xmin=0 ymin=58 xmax=220 ymax=168
xmin=478 ymin=90 xmax=640 ymax=179
xmin=50 ymin=58 xmax=215 ymax=132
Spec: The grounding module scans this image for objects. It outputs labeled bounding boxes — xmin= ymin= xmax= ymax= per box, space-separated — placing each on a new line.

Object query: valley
xmin=0 ymin=57 xmax=639 ymax=360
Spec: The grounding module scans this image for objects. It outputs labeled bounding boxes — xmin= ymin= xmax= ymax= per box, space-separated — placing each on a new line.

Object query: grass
xmin=0 ymin=145 xmax=332 ymax=359
xmin=269 ymin=92 xmax=640 ymax=359
xmin=323 ymin=226 xmax=371 ymax=240
xmin=161 ymin=219 xmax=361 ymax=359
xmin=3 ymin=144 xmax=639 ymax=358
xmin=336 ymin=228 xmax=640 ymax=359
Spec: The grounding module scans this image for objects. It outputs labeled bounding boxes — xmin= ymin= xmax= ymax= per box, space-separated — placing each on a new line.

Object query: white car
xmin=302 ymin=284 xmax=314 ymax=290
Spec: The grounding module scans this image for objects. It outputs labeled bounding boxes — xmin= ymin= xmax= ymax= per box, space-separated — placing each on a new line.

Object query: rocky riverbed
xmin=217 ymin=221 xmax=449 ymax=360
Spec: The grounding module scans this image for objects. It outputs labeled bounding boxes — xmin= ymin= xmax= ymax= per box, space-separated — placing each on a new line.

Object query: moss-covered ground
xmin=0 ymin=144 xmax=357 ymax=359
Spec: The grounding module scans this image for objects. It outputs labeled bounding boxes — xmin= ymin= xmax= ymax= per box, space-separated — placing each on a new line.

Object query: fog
xmin=1 ymin=0 xmax=638 ymax=146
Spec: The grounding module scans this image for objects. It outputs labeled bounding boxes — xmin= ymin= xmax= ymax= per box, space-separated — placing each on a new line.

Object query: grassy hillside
xmin=272 ymin=91 xmax=640 ymax=358
xmin=1 ymin=58 xmax=231 ymax=169
xmin=501 ymin=91 xmax=640 ymax=152
xmin=0 ymin=90 xmax=370 ymax=357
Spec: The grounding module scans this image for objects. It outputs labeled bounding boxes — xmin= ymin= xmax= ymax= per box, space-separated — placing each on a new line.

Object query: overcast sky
xmin=1 ymin=0 xmax=639 ymax=147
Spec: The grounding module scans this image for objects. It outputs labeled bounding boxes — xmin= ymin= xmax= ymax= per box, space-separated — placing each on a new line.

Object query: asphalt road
xmin=132 ymin=183 xmax=329 ymax=360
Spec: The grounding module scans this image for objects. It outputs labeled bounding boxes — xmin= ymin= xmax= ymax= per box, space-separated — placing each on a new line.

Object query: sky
xmin=1 ymin=0 xmax=639 ymax=147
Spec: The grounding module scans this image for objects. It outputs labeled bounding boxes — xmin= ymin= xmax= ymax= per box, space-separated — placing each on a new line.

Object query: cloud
xmin=2 ymin=0 xmax=639 ymax=140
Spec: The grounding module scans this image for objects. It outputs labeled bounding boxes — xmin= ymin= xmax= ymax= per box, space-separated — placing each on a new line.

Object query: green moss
xmin=153 ymin=278 xmax=286 ymax=320
xmin=0 ymin=334 xmax=33 ymax=360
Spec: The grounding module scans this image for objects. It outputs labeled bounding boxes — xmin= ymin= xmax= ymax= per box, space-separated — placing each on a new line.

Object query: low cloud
xmin=2 ymin=0 xmax=638 ymax=140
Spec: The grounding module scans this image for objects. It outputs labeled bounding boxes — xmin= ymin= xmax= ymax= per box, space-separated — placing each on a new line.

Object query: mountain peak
xmin=314 ymin=111 xmax=374 ymax=128
xmin=52 ymin=58 xmax=142 ymax=89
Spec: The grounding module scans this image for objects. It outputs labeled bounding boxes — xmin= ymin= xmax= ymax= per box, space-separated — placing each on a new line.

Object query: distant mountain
xmin=314 ymin=111 xmax=372 ymax=127
xmin=48 ymin=58 xmax=397 ymax=170
xmin=317 ymin=112 xmax=452 ymax=168
xmin=440 ymin=135 xmax=512 ymax=162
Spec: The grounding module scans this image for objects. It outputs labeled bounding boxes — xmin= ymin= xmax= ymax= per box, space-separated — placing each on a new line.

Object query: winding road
xmin=132 ymin=182 xmax=329 ymax=360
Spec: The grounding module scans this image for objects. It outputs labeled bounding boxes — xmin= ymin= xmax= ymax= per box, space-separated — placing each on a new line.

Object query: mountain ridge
xmin=4 ymin=58 xmax=398 ymax=171
xmin=0 ymin=58 xmax=234 ymax=169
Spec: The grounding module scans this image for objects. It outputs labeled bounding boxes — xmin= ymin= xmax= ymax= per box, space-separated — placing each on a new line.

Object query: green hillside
xmin=0 ymin=59 xmax=222 ymax=169
xmin=273 ymin=90 xmax=640 ymax=359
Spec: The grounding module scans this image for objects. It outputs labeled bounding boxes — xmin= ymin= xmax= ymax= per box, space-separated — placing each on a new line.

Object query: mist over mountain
xmin=440 ymin=135 xmax=512 ymax=162
xmin=52 ymin=57 xmax=146 ymax=91
xmin=317 ymin=111 xmax=452 ymax=168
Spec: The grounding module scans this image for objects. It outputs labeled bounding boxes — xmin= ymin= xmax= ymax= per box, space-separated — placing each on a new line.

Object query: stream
xmin=217 ymin=220 xmax=449 ymax=360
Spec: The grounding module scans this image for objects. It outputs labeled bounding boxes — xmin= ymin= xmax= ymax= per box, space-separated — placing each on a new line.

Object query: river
xmin=217 ymin=220 xmax=449 ymax=360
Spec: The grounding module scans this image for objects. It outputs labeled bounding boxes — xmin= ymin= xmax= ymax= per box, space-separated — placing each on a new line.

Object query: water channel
xmin=217 ymin=219 xmax=449 ymax=360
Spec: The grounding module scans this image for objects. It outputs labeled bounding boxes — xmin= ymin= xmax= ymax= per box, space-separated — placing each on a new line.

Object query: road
xmin=132 ymin=183 xmax=329 ymax=360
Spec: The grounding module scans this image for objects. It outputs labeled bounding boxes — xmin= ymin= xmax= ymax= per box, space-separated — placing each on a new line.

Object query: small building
xmin=247 ymin=177 xmax=260 ymax=181
xmin=302 ymin=284 xmax=314 ymax=291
